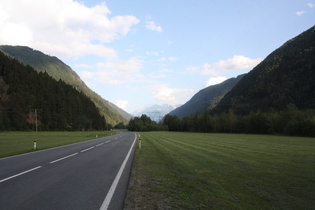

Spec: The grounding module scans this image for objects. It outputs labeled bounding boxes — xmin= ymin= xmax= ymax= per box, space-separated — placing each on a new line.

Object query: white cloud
xmin=79 ymin=70 xmax=94 ymax=79
xmin=185 ymin=66 xmax=199 ymax=74
xmin=158 ymin=57 xmax=178 ymax=62
xmin=215 ymin=55 xmax=262 ymax=71
xmin=145 ymin=21 xmax=163 ymax=32
xmin=154 ymin=86 xmax=176 ymax=102
xmin=296 ymin=11 xmax=306 ymax=16
xmin=295 ymin=3 xmax=314 ymax=16
xmin=149 ymin=84 xmax=194 ymax=103
xmin=77 ymin=56 xmax=144 ymax=85
xmin=200 ymin=63 xmax=221 ymax=76
xmin=0 ymin=22 xmax=33 ymax=45
xmin=146 ymin=69 xmax=173 ymax=79
xmin=0 ymin=0 xmax=139 ymax=59
xmin=205 ymin=77 xmax=227 ymax=87
xmin=185 ymin=55 xmax=262 ymax=75
xmin=95 ymin=57 xmax=144 ymax=85
xmin=116 ymin=100 xmax=129 ymax=110
xmin=75 ymin=64 xmax=93 ymax=69
xmin=307 ymin=2 xmax=315 ymax=8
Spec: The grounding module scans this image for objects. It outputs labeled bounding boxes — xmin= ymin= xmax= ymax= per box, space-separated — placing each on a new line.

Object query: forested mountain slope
xmin=169 ymin=74 xmax=245 ymax=118
xmin=0 ymin=51 xmax=106 ymax=131
xmin=0 ymin=46 xmax=132 ymax=125
xmin=213 ymin=25 xmax=315 ymax=114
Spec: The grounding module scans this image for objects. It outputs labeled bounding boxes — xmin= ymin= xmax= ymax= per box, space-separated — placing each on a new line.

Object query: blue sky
xmin=0 ymin=0 xmax=314 ymax=113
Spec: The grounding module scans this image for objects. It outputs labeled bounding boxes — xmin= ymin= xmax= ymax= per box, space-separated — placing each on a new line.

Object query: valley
xmin=1 ymin=1 xmax=314 ymax=210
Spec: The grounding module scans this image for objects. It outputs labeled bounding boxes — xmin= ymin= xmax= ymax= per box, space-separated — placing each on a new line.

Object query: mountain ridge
xmin=0 ymin=51 xmax=106 ymax=131
xmin=169 ymin=74 xmax=245 ymax=118
xmin=0 ymin=45 xmax=132 ymax=125
xmin=213 ymin=25 xmax=315 ymax=114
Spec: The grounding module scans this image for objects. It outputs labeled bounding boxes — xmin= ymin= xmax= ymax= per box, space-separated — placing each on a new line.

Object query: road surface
xmin=0 ymin=131 xmax=136 ymax=210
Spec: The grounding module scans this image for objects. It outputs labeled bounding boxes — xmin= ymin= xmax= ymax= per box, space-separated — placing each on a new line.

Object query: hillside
xmin=169 ymin=74 xmax=245 ymax=118
xmin=213 ymin=25 xmax=315 ymax=114
xmin=0 ymin=46 xmax=132 ymax=125
xmin=0 ymin=51 xmax=106 ymax=131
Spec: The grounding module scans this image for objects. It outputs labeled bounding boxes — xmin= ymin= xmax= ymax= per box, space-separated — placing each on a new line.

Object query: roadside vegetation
xmin=0 ymin=131 xmax=117 ymax=158
xmin=125 ymin=131 xmax=315 ymax=209
xmin=128 ymin=104 xmax=315 ymax=137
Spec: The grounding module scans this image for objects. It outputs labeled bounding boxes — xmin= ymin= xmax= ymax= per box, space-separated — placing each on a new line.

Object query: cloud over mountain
xmin=0 ymin=0 xmax=139 ymax=59
xmin=185 ymin=55 xmax=262 ymax=76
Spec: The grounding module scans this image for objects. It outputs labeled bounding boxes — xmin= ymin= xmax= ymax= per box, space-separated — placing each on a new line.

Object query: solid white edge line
xmin=50 ymin=153 xmax=78 ymax=164
xmin=0 ymin=166 xmax=42 ymax=183
xmin=81 ymin=147 xmax=95 ymax=153
xmin=99 ymin=133 xmax=136 ymax=210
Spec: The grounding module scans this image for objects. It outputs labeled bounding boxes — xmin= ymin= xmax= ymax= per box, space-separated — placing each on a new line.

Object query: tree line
xmin=127 ymin=114 xmax=168 ymax=132
xmin=0 ymin=51 xmax=107 ymax=131
xmin=128 ymin=104 xmax=315 ymax=137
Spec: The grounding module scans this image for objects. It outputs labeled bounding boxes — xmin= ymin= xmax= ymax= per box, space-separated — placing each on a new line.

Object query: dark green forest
xmin=128 ymin=114 xmax=168 ymax=132
xmin=0 ymin=51 xmax=106 ymax=131
xmin=213 ymin=25 xmax=315 ymax=114
xmin=0 ymin=45 xmax=131 ymax=125
xmin=163 ymin=105 xmax=315 ymax=137
xmin=128 ymin=105 xmax=315 ymax=137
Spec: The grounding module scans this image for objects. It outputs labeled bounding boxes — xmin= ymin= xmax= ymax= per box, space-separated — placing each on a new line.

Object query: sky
xmin=0 ymin=0 xmax=314 ymax=114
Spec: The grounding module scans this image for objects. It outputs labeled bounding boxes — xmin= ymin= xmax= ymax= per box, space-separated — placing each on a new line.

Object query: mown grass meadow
xmin=0 ymin=131 xmax=117 ymax=158
xmin=125 ymin=132 xmax=315 ymax=209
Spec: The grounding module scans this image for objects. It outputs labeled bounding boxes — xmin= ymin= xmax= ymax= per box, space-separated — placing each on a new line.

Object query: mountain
xmin=169 ymin=74 xmax=245 ymax=118
xmin=213 ymin=25 xmax=315 ymax=114
xmin=0 ymin=45 xmax=132 ymax=125
xmin=0 ymin=51 xmax=106 ymax=131
xmin=133 ymin=104 xmax=178 ymax=122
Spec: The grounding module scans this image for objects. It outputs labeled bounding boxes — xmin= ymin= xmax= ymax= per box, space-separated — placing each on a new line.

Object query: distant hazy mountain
xmin=0 ymin=45 xmax=132 ymax=125
xmin=133 ymin=104 xmax=178 ymax=122
xmin=213 ymin=25 xmax=315 ymax=114
xmin=169 ymin=74 xmax=245 ymax=118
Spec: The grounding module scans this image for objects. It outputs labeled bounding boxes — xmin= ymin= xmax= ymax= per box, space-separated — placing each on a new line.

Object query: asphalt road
xmin=0 ymin=131 xmax=136 ymax=210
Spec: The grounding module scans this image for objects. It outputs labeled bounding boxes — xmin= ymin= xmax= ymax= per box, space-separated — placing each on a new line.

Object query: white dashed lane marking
xmin=50 ymin=153 xmax=78 ymax=164
xmin=0 ymin=166 xmax=42 ymax=183
xmin=81 ymin=147 xmax=95 ymax=153
xmin=1 ymin=139 xmax=112 ymax=183
xmin=96 ymin=143 xmax=104 ymax=147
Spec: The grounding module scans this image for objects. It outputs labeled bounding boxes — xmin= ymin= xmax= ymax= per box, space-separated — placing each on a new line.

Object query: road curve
xmin=0 ymin=131 xmax=136 ymax=210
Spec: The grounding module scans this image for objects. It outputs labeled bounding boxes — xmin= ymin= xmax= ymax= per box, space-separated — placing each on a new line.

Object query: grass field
xmin=125 ymin=132 xmax=315 ymax=209
xmin=0 ymin=131 xmax=117 ymax=158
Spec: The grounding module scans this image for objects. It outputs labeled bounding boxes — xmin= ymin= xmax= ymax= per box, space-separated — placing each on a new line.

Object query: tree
xmin=115 ymin=122 xmax=126 ymax=129
xmin=163 ymin=115 xmax=181 ymax=131
xmin=128 ymin=115 xmax=163 ymax=131
xmin=200 ymin=111 xmax=211 ymax=132
xmin=0 ymin=51 xmax=106 ymax=131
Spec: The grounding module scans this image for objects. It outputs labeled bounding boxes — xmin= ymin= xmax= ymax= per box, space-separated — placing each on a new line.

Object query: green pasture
xmin=0 ymin=131 xmax=117 ymax=158
xmin=125 ymin=132 xmax=315 ymax=209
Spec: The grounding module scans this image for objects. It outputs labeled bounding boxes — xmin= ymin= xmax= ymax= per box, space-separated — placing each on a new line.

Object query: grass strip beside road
xmin=124 ymin=131 xmax=315 ymax=209
xmin=0 ymin=131 xmax=117 ymax=158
